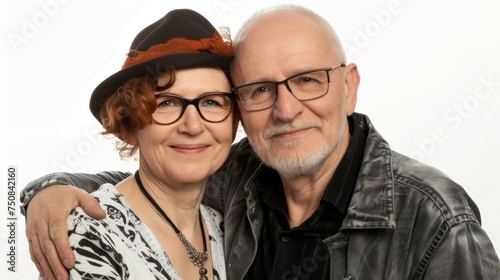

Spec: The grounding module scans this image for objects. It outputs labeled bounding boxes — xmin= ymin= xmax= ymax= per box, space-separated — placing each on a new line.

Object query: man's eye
xmin=296 ymin=76 xmax=320 ymax=84
xmin=252 ymin=85 xmax=274 ymax=96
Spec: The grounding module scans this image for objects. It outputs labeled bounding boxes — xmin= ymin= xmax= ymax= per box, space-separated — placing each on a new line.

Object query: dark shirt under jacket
xmin=245 ymin=117 xmax=367 ymax=280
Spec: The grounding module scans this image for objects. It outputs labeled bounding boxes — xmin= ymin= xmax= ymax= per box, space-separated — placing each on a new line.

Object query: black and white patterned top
xmin=67 ymin=184 xmax=226 ymax=280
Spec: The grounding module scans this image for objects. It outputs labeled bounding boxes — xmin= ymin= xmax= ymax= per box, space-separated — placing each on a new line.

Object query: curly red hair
xmin=99 ymin=69 xmax=176 ymax=158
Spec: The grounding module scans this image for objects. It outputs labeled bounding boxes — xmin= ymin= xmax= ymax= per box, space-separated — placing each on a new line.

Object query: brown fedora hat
xmin=89 ymin=9 xmax=233 ymax=122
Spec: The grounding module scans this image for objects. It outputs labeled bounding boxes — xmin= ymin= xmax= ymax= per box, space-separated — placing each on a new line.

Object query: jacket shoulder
xmin=390 ymin=151 xmax=479 ymax=224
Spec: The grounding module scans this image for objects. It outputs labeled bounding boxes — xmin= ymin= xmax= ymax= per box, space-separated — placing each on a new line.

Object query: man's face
xmin=232 ymin=12 xmax=359 ymax=178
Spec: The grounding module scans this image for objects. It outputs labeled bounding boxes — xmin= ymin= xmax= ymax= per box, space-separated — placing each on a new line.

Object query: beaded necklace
xmin=134 ymin=171 xmax=209 ymax=279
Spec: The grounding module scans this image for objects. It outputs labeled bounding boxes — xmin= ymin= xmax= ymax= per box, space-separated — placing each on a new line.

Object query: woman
xmin=66 ymin=9 xmax=237 ymax=280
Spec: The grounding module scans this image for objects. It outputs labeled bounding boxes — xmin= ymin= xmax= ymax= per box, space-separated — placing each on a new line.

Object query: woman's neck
xmin=116 ymin=167 xmax=206 ymax=233
xmin=115 ymin=171 xmax=213 ymax=279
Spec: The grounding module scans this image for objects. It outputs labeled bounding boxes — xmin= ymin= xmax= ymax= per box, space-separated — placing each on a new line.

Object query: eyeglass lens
xmin=153 ymin=93 xmax=234 ymax=125
xmin=234 ymin=64 xmax=345 ymax=112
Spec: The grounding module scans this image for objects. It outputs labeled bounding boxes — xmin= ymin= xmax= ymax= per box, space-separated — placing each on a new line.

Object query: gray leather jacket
xmin=21 ymin=113 xmax=500 ymax=279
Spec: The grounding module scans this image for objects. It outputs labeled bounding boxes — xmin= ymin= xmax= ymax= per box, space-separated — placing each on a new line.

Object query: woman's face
xmin=134 ymin=67 xmax=235 ymax=186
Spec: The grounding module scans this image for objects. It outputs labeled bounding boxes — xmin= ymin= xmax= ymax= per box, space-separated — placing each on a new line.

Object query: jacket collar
xmin=341 ymin=113 xmax=396 ymax=229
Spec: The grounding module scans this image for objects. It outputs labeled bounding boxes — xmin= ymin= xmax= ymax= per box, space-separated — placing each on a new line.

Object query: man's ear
xmin=344 ymin=63 xmax=360 ymax=116
xmin=236 ymin=103 xmax=246 ymax=130
xmin=232 ymin=112 xmax=241 ymax=142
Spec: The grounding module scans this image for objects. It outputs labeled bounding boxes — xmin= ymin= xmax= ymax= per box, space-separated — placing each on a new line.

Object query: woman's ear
xmin=119 ymin=131 xmax=139 ymax=146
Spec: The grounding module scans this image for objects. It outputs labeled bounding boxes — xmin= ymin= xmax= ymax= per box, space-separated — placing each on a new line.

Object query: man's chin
xmin=264 ymin=150 xmax=330 ymax=178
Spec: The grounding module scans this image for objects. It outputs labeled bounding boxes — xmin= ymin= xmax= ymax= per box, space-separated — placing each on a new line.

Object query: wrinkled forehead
xmin=231 ymin=11 xmax=340 ymax=79
xmin=232 ymin=14 xmax=336 ymax=85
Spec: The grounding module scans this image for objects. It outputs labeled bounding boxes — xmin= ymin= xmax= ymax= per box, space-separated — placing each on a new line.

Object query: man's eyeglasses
xmin=152 ymin=92 xmax=236 ymax=125
xmin=233 ymin=63 xmax=346 ymax=112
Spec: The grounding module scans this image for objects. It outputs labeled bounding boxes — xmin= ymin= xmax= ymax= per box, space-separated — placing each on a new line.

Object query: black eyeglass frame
xmin=152 ymin=92 xmax=237 ymax=125
xmin=232 ymin=63 xmax=346 ymax=112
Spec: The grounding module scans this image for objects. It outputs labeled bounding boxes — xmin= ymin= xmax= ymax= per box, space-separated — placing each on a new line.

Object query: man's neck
xmin=280 ymin=148 xmax=348 ymax=228
xmin=280 ymin=133 xmax=350 ymax=228
xmin=281 ymin=170 xmax=335 ymax=228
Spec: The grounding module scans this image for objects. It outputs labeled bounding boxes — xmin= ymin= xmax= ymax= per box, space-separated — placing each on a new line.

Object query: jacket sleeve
xmin=422 ymin=220 xmax=500 ymax=279
xmin=203 ymin=142 xmax=241 ymax=213
xmin=203 ymin=138 xmax=257 ymax=213
xmin=19 ymin=171 xmax=131 ymax=216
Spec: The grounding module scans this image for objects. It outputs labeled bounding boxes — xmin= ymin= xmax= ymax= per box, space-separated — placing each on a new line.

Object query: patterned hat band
xmin=122 ymin=31 xmax=233 ymax=69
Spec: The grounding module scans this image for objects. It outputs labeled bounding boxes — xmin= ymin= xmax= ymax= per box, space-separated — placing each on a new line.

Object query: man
xmin=22 ymin=4 xmax=500 ymax=280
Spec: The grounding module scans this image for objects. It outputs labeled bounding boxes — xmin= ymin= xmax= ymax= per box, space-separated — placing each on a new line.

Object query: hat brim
xmin=89 ymin=53 xmax=233 ymax=122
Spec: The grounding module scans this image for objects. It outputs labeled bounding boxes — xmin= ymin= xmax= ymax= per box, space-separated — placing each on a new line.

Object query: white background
xmin=1 ymin=0 xmax=499 ymax=278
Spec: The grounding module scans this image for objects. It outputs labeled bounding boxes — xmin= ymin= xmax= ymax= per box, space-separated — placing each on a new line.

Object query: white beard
xmin=248 ymin=116 xmax=346 ymax=178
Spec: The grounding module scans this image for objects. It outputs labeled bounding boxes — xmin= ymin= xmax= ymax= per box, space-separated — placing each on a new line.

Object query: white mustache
xmin=263 ymin=120 xmax=322 ymax=139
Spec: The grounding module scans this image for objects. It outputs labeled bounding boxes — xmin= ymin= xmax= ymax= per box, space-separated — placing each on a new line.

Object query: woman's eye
xmin=156 ymin=96 xmax=180 ymax=108
xmin=157 ymin=100 xmax=171 ymax=107
xmin=202 ymin=96 xmax=227 ymax=107
xmin=204 ymin=99 xmax=219 ymax=106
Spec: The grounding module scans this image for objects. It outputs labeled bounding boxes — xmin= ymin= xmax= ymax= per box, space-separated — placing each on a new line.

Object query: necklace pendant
xmin=199 ymin=267 xmax=208 ymax=280
xmin=135 ymin=171 xmax=210 ymax=275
